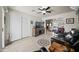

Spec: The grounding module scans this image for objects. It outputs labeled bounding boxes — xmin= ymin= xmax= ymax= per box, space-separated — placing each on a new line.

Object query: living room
xmin=0 ymin=6 xmax=79 ymax=52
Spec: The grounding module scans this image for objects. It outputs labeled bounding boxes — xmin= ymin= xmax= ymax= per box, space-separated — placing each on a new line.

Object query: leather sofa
xmin=51 ymin=28 xmax=79 ymax=52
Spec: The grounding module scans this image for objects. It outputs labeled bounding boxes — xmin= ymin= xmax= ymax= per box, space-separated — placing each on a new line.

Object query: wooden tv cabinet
xmin=32 ymin=27 xmax=45 ymax=36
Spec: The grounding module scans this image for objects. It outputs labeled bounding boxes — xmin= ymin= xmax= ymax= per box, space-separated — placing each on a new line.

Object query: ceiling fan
xmin=32 ymin=6 xmax=53 ymax=15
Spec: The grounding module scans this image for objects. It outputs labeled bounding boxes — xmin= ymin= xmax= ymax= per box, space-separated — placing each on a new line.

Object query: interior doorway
xmin=46 ymin=19 xmax=53 ymax=35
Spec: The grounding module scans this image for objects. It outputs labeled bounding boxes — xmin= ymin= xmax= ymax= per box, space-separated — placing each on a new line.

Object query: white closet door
xmin=10 ymin=12 xmax=21 ymax=41
xmin=22 ymin=16 xmax=28 ymax=38
xmin=22 ymin=16 xmax=31 ymax=38
xmin=26 ymin=18 xmax=31 ymax=36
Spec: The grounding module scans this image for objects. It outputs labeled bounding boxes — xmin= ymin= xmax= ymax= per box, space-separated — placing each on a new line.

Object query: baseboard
xmin=10 ymin=36 xmax=32 ymax=43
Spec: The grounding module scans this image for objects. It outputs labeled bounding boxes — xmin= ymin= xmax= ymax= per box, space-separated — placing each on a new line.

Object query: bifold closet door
xmin=10 ymin=12 xmax=21 ymax=41
xmin=22 ymin=16 xmax=31 ymax=38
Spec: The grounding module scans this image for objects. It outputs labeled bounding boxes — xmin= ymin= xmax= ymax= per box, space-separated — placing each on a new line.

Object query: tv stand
xmin=32 ymin=27 xmax=45 ymax=36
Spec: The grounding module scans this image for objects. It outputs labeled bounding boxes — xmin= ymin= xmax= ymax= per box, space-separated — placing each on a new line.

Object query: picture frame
xmin=66 ymin=18 xmax=74 ymax=24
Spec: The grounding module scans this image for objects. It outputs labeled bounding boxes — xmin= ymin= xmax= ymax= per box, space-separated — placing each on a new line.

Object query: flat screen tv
xmin=35 ymin=22 xmax=44 ymax=28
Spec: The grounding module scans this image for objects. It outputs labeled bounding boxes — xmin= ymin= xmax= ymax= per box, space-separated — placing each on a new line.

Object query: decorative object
xmin=66 ymin=18 xmax=74 ymax=24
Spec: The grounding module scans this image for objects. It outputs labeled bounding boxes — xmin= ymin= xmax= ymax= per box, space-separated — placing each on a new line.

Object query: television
xmin=35 ymin=22 xmax=44 ymax=28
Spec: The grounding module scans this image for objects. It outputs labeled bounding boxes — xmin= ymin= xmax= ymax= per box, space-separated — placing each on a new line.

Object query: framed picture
xmin=66 ymin=18 xmax=74 ymax=24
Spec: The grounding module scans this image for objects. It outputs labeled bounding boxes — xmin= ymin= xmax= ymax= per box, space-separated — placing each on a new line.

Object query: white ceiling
xmin=9 ymin=6 xmax=74 ymax=18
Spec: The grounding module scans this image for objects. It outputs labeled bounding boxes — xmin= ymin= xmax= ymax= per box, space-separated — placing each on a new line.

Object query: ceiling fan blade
xmin=46 ymin=7 xmax=50 ymax=10
xmin=32 ymin=10 xmax=42 ymax=14
xmin=46 ymin=11 xmax=51 ymax=13
xmin=37 ymin=12 xmax=42 ymax=14
xmin=38 ymin=8 xmax=43 ymax=11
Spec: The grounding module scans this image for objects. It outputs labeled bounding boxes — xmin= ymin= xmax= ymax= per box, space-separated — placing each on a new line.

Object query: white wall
xmin=43 ymin=11 xmax=79 ymax=32
xmin=8 ymin=10 xmax=40 ymax=41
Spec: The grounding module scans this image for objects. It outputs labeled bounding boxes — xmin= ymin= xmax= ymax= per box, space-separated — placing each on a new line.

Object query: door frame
xmin=2 ymin=7 xmax=5 ymax=48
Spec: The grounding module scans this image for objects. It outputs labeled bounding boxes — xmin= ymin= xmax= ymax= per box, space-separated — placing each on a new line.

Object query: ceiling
xmin=9 ymin=6 xmax=74 ymax=18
